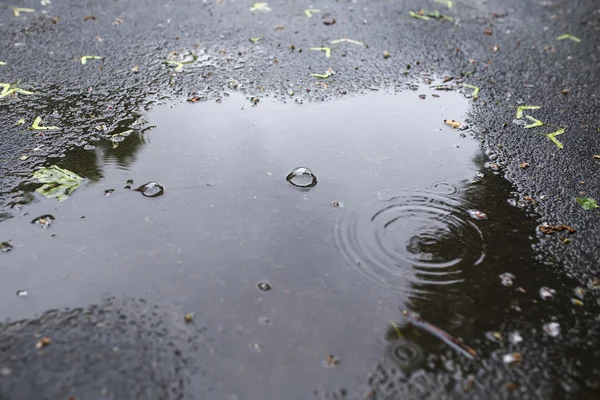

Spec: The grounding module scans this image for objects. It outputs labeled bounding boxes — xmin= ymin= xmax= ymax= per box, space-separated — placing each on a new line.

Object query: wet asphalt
xmin=1 ymin=0 xmax=600 ymax=399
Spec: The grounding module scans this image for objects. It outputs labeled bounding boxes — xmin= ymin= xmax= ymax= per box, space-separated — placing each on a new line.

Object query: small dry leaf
xmin=323 ymin=18 xmax=336 ymax=25
xmin=483 ymin=29 xmax=493 ymax=35
xmin=561 ymin=89 xmax=569 ymax=95
xmin=325 ymin=354 xmax=339 ymax=366
xmin=539 ymin=224 xmax=576 ymax=234
xmin=51 ymin=16 xmax=59 ymax=24
xmin=519 ymin=162 xmax=529 ymax=169
xmin=187 ymin=96 xmax=204 ymax=103
xmin=444 ymin=119 xmax=462 ymax=129
xmin=83 ymin=15 xmax=96 ymax=21
xmin=36 ymin=337 xmax=52 ymax=349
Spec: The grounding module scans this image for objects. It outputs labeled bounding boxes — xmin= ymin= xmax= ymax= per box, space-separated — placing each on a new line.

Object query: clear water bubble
xmin=539 ymin=286 xmax=556 ymax=300
xmin=1 ymin=241 xmax=13 ymax=252
xmin=286 ymin=167 xmax=317 ymax=188
xmin=334 ymin=189 xmax=485 ymax=293
xmin=499 ymin=272 xmax=515 ymax=286
xmin=257 ymin=281 xmax=272 ymax=291
xmin=543 ymin=322 xmax=560 ymax=337
xmin=134 ymin=182 xmax=165 ymax=197
xmin=31 ymin=215 xmax=55 ymax=228
xmin=467 ymin=210 xmax=488 ymax=220
xmin=16 ymin=290 xmax=28 ymax=297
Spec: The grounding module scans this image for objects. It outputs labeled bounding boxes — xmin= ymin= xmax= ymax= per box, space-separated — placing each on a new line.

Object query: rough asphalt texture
xmin=1 ymin=0 xmax=599 ymax=398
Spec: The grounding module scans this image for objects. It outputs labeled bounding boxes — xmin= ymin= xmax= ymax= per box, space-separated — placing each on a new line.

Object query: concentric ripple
xmin=334 ymin=189 xmax=485 ymax=293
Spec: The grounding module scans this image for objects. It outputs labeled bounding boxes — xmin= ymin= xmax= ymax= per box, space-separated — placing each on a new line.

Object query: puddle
xmin=1 ymin=86 xmax=599 ymax=398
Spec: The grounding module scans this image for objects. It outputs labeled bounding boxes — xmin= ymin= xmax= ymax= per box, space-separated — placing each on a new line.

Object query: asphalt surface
xmin=1 ymin=0 xmax=600 ymax=398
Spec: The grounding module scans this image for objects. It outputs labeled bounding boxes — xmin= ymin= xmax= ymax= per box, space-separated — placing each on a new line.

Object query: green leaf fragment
xmin=310 ymin=47 xmax=332 ymax=58
xmin=524 ymin=115 xmax=544 ymax=129
xmin=434 ymin=0 xmax=453 ymax=8
xmin=16 ymin=118 xmax=25 ymax=125
xmin=249 ymin=37 xmax=262 ymax=43
xmin=304 ymin=8 xmax=320 ymax=18
xmin=165 ymin=60 xmax=184 ymax=72
xmin=390 ymin=321 xmax=404 ymax=339
xmin=0 ymin=83 xmax=34 ymax=98
xmin=81 ymin=56 xmax=103 ymax=65
xmin=556 ymin=34 xmax=581 ymax=43
xmin=31 ymin=116 xmax=59 ymax=130
xmin=575 ymin=197 xmax=599 ymax=210
xmin=32 ymin=165 xmax=84 ymax=202
xmin=250 ymin=2 xmax=271 ymax=12
xmin=544 ymin=128 xmax=565 ymax=149
xmin=515 ymin=105 xmax=541 ymax=119
xmin=311 ymin=68 xmax=334 ymax=79
xmin=410 ymin=11 xmax=431 ymax=20
xmin=13 ymin=7 xmax=35 ymax=17
xmin=462 ymin=84 xmax=480 ymax=99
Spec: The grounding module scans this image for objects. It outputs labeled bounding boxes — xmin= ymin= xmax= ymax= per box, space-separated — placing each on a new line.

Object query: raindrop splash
xmin=384 ymin=339 xmax=424 ymax=371
xmin=334 ymin=188 xmax=485 ymax=294
xmin=286 ymin=167 xmax=317 ymax=189
xmin=134 ymin=182 xmax=165 ymax=198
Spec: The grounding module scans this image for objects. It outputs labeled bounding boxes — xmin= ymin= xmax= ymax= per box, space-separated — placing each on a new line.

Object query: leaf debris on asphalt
xmin=539 ymin=224 xmax=576 ymax=234
xmin=32 ymin=165 xmax=85 ymax=202
xmin=80 ymin=56 xmax=103 ymax=65
xmin=30 ymin=116 xmax=59 ymax=131
xmin=304 ymin=8 xmax=320 ymax=18
xmin=544 ymin=128 xmax=565 ymax=149
xmin=524 ymin=115 xmax=544 ymax=129
xmin=35 ymin=337 xmax=52 ymax=349
xmin=575 ymin=197 xmax=599 ymax=210
xmin=310 ymin=68 xmax=335 ymax=79
xmin=556 ymin=33 xmax=581 ymax=43
xmin=0 ymin=83 xmax=34 ymax=98
xmin=462 ymin=84 xmax=480 ymax=99
xmin=250 ymin=2 xmax=271 ymax=12
xmin=310 ymin=47 xmax=332 ymax=58
xmin=330 ymin=38 xmax=366 ymax=47
xmin=515 ymin=105 xmax=541 ymax=119
xmin=12 ymin=7 xmax=35 ymax=17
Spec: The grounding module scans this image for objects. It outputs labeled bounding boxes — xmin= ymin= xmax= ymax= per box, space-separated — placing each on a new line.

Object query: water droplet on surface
xmin=257 ymin=281 xmax=272 ymax=291
xmin=334 ymin=189 xmax=485 ymax=293
xmin=16 ymin=290 xmax=28 ymax=297
xmin=543 ymin=322 xmax=560 ymax=337
xmin=467 ymin=210 xmax=488 ymax=220
xmin=539 ymin=286 xmax=556 ymax=300
xmin=249 ymin=342 xmax=263 ymax=352
xmin=1 ymin=241 xmax=13 ymax=252
xmin=332 ymin=201 xmax=344 ymax=208
xmin=134 ymin=182 xmax=165 ymax=197
xmin=286 ymin=167 xmax=317 ymax=188
xmin=31 ymin=215 xmax=55 ymax=228
xmin=499 ymin=272 xmax=515 ymax=287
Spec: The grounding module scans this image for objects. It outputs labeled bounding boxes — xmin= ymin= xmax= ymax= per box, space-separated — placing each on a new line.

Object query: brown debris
xmin=325 ymin=354 xmax=340 ymax=366
xmin=442 ymin=76 xmax=454 ymax=83
xmin=51 ymin=16 xmax=59 ymax=24
xmin=444 ymin=119 xmax=462 ymax=129
xmin=83 ymin=15 xmax=96 ymax=21
xmin=383 ymin=50 xmax=391 ymax=59
xmin=323 ymin=18 xmax=336 ymax=25
xmin=274 ymin=25 xmax=285 ymax=30
xmin=484 ymin=29 xmax=493 ymax=35
xmin=561 ymin=89 xmax=569 ymax=95
xmin=519 ymin=162 xmax=530 ymax=169
xmin=187 ymin=96 xmax=205 ymax=103
xmin=184 ymin=313 xmax=194 ymax=323
xmin=539 ymin=223 xmax=576 ymax=234
xmin=35 ymin=337 xmax=52 ymax=349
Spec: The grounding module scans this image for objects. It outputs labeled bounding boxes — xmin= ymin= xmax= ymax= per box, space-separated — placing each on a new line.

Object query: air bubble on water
xmin=507 ymin=198 xmax=517 ymax=207
xmin=499 ymin=272 xmax=515 ymax=287
xmin=467 ymin=210 xmax=488 ymax=220
xmin=83 ymin=144 xmax=96 ymax=151
xmin=31 ymin=215 xmax=55 ymax=228
xmin=539 ymin=286 xmax=556 ymax=300
xmin=257 ymin=281 xmax=272 ymax=291
xmin=16 ymin=290 xmax=28 ymax=297
xmin=543 ymin=322 xmax=560 ymax=337
xmin=509 ymin=332 xmax=523 ymax=344
xmin=134 ymin=182 xmax=165 ymax=197
xmin=286 ymin=167 xmax=317 ymax=188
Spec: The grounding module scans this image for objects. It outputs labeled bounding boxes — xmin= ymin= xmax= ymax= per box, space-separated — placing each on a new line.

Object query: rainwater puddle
xmin=1 ymin=87 xmax=599 ymax=398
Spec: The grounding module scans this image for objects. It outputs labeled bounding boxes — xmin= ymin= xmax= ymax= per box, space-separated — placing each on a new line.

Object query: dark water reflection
xmin=1 ymin=88 xmax=599 ymax=399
